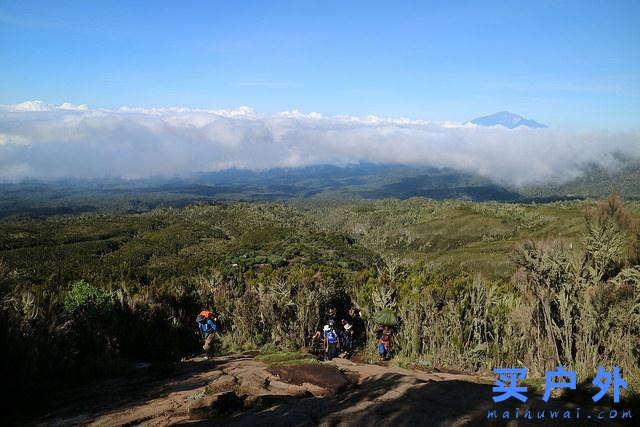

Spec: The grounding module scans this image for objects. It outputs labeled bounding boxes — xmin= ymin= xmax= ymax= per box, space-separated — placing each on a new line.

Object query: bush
xmin=373 ymin=309 xmax=398 ymax=326
xmin=63 ymin=280 xmax=112 ymax=315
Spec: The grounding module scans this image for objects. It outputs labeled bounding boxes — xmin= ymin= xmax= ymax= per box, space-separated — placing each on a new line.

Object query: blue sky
xmin=1 ymin=0 xmax=638 ymax=129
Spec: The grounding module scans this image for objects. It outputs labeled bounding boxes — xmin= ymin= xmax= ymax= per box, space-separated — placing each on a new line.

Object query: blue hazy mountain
xmin=469 ymin=111 xmax=547 ymax=129
xmin=3 ymin=160 xmax=639 ymax=218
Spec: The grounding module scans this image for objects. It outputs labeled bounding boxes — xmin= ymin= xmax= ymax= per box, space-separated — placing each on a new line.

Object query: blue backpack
xmin=325 ymin=330 xmax=337 ymax=343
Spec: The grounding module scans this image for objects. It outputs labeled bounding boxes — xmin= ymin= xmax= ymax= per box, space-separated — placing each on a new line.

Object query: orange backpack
xmin=199 ymin=310 xmax=214 ymax=320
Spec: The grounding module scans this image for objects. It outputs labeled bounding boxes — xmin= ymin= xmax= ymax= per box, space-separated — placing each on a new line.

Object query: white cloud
xmin=0 ymin=134 xmax=30 ymax=146
xmin=0 ymin=100 xmax=90 ymax=112
xmin=57 ymin=102 xmax=89 ymax=111
xmin=0 ymin=100 xmax=638 ymax=184
xmin=6 ymin=100 xmax=53 ymax=112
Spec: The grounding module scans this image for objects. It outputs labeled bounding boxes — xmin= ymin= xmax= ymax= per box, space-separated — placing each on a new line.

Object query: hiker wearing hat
xmin=196 ymin=310 xmax=218 ymax=357
xmin=341 ymin=320 xmax=354 ymax=357
xmin=323 ymin=323 xmax=339 ymax=361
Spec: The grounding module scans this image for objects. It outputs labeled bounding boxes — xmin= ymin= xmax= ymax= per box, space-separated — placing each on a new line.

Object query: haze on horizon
xmin=0 ymin=1 xmax=639 ymax=183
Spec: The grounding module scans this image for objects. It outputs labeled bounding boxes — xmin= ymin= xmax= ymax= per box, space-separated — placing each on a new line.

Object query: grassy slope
xmin=3 ymin=198 xmax=636 ymax=289
xmin=303 ymin=199 xmax=605 ymax=279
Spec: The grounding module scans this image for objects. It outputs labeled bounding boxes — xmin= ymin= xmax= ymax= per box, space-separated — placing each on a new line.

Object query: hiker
xmin=340 ymin=319 xmax=354 ymax=357
xmin=323 ymin=323 xmax=339 ymax=361
xmin=196 ymin=310 xmax=217 ymax=357
xmin=311 ymin=329 xmax=324 ymax=356
xmin=378 ymin=326 xmax=392 ymax=360
xmin=329 ymin=319 xmax=340 ymax=352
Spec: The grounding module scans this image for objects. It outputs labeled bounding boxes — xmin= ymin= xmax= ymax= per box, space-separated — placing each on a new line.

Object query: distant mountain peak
xmin=468 ymin=111 xmax=547 ymax=129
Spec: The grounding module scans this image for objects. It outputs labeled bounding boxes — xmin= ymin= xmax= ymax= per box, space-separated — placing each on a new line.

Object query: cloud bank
xmin=1 ymin=100 xmax=638 ymax=185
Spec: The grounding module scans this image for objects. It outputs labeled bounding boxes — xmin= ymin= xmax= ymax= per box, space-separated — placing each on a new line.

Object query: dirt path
xmin=36 ymin=355 xmax=630 ymax=426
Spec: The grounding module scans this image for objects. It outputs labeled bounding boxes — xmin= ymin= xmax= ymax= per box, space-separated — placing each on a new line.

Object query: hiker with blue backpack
xmin=323 ymin=320 xmax=340 ymax=360
xmin=196 ymin=310 xmax=218 ymax=357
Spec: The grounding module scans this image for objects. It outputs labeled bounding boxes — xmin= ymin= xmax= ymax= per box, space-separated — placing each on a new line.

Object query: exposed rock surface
xmin=203 ymin=373 xmax=236 ymax=394
xmin=268 ymin=363 xmax=349 ymax=395
xmin=160 ymin=356 xmax=353 ymax=423
xmin=188 ymin=390 xmax=242 ymax=419
xmin=35 ymin=355 xmax=624 ymax=426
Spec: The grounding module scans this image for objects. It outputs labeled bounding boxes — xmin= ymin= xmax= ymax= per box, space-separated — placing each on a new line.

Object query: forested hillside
xmin=2 ymin=195 xmax=639 ymax=416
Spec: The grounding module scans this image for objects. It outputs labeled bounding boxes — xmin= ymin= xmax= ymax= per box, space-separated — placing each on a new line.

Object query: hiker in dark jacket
xmin=340 ymin=321 xmax=354 ymax=357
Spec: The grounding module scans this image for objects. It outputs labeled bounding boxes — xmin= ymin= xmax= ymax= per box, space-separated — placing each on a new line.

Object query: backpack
xmin=341 ymin=331 xmax=351 ymax=347
xmin=199 ymin=310 xmax=215 ymax=319
xmin=326 ymin=330 xmax=337 ymax=343
xmin=197 ymin=310 xmax=216 ymax=324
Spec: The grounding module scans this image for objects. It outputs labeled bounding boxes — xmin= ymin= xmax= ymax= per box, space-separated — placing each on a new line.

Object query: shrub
xmin=63 ymin=280 xmax=112 ymax=315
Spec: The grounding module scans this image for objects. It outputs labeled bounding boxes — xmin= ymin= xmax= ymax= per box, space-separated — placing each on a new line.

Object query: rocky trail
xmin=34 ymin=354 xmax=628 ymax=426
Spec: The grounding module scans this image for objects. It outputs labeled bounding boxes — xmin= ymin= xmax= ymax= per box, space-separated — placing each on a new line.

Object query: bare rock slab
xmin=268 ymin=364 xmax=350 ymax=395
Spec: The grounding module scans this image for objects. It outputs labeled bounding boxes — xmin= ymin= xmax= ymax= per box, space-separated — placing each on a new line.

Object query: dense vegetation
xmin=1 ymin=195 xmax=639 ymax=414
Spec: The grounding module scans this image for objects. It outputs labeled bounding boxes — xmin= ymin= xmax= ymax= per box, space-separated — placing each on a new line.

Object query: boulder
xmin=268 ymin=364 xmax=349 ymax=395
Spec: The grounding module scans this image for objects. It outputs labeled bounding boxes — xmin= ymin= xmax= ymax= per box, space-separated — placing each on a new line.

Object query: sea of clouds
xmin=0 ymin=100 xmax=638 ymax=185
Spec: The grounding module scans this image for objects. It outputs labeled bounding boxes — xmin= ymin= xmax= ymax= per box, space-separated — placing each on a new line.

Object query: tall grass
xmin=368 ymin=195 xmax=640 ymax=399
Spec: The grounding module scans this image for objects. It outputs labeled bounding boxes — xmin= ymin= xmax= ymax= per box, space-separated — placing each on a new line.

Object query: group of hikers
xmin=196 ymin=309 xmax=394 ymax=361
xmin=308 ymin=316 xmax=396 ymax=361
xmin=312 ymin=318 xmax=355 ymax=360
xmin=313 ymin=318 xmax=394 ymax=361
